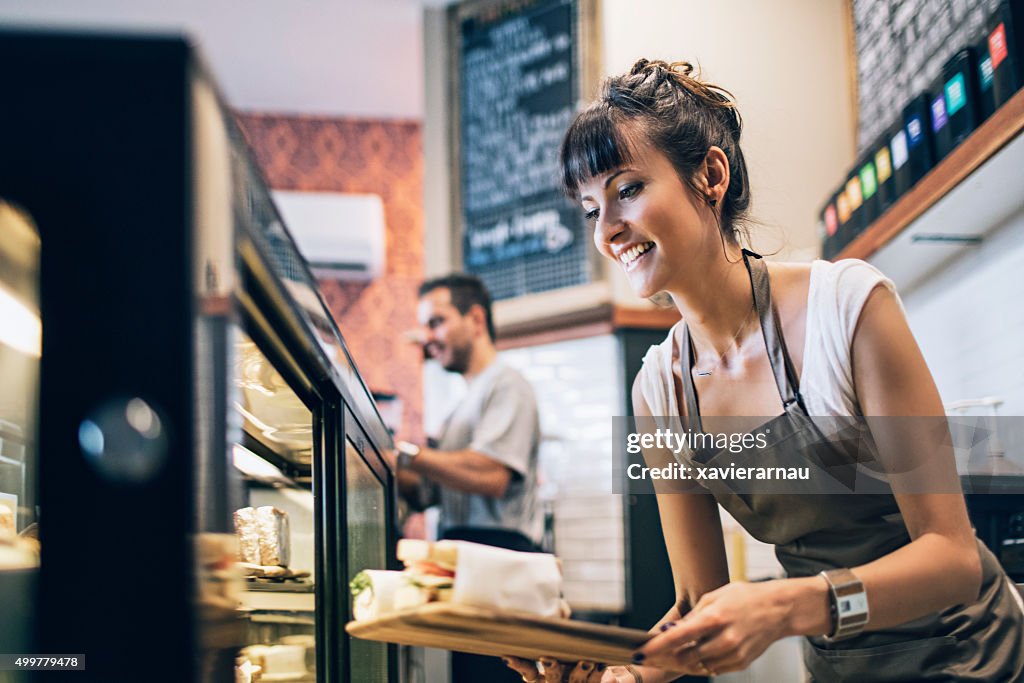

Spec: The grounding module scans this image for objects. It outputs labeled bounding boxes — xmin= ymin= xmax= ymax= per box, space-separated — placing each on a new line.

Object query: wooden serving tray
xmin=345 ymin=603 xmax=652 ymax=665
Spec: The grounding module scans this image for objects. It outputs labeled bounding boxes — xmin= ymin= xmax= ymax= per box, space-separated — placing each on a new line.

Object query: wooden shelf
xmin=494 ymin=279 xmax=681 ymax=350
xmin=240 ymin=589 xmax=315 ymax=613
xmin=495 ymin=305 xmax=679 ymax=351
xmin=612 ymin=305 xmax=681 ymax=330
xmin=837 ymin=88 xmax=1024 ymax=262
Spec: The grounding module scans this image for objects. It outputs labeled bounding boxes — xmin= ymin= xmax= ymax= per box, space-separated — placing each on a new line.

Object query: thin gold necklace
xmin=694 ymin=303 xmax=757 ymax=377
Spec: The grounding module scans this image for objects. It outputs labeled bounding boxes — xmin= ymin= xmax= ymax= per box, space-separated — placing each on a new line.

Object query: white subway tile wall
xmin=888 ymin=211 xmax=1024 ymax=468
xmin=501 ymin=335 xmax=627 ymax=613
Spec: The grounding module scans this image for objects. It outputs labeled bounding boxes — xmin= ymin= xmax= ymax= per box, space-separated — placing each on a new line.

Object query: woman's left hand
xmin=634 ymin=581 xmax=794 ymax=676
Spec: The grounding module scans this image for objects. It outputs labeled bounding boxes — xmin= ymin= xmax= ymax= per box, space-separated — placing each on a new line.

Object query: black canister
xmin=929 ymin=73 xmax=956 ymax=163
xmin=903 ymin=93 xmax=935 ymax=184
xmin=843 ymin=170 xmax=866 ymax=243
xmin=942 ymin=48 xmax=981 ymax=148
xmin=871 ymin=132 xmax=896 ymax=214
xmin=978 ymin=34 xmax=998 ymax=121
xmin=888 ymin=121 xmax=912 ymax=199
xmin=987 ymin=0 xmax=1024 ymax=110
xmin=856 ymin=154 xmax=879 ymax=227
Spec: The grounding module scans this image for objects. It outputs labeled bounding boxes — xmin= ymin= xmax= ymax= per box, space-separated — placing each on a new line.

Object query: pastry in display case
xmin=0 ymin=29 xmax=396 ymax=682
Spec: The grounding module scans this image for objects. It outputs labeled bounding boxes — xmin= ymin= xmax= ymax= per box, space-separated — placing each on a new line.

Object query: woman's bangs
xmin=560 ymin=107 xmax=633 ymax=197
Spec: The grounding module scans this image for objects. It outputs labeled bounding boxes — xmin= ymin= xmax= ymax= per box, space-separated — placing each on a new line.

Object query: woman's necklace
xmin=694 ymin=304 xmax=757 ymax=377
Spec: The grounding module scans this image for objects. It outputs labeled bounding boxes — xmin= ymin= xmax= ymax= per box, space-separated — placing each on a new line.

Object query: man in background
xmin=394 ymin=272 xmax=541 ymax=549
xmin=391 ymin=273 xmax=542 ymax=682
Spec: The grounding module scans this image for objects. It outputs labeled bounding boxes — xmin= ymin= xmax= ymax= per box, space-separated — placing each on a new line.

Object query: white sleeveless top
xmin=637 ymin=259 xmax=899 ymax=418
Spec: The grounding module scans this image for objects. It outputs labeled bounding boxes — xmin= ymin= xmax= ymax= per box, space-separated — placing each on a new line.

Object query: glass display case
xmin=0 ymin=29 xmax=396 ymax=683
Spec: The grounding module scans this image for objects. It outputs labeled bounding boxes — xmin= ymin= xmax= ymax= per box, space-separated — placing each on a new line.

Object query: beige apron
xmin=674 ymin=250 xmax=1024 ymax=682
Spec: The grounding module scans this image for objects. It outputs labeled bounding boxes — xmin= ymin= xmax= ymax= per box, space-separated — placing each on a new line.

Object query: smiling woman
xmin=504 ymin=58 xmax=1024 ymax=683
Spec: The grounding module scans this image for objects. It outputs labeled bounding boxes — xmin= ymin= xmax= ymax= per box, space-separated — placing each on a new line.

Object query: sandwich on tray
xmin=350 ymin=539 xmax=456 ymax=620
xmin=350 ymin=539 xmax=569 ymax=620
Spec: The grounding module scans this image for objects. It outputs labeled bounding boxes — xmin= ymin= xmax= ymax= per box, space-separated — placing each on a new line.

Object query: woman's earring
xmin=708 ymin=197 xmax=718 ymax=207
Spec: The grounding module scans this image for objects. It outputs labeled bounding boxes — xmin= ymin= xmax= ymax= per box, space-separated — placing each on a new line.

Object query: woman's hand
xmin=634 ymin=581 xmax=796 ymax=675
xmin=503 ymin=656 xmax=628 ymax=682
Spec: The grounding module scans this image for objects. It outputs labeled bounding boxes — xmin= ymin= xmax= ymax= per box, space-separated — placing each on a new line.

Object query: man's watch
xmin=819 ymin=568 xmax=869 ymax=642
xmin=395 ymin=440 xmax=421 ymax=469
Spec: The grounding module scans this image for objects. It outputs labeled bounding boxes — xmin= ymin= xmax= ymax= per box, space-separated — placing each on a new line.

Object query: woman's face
xmin=578 ymin=137 xmax=719 ymax=299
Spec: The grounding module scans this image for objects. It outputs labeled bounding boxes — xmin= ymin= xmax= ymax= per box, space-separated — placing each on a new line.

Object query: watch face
xmin=839 ymin=593 xmax=869 ymax=616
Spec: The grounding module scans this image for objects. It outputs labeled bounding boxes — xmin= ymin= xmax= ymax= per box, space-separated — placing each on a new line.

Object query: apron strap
xmin=678 ymin=324 xmax=704 ymax=430
xmin=741 ymin=249 xmax=805 ymax=411
xmin=675 ymin=250 xmax=806 ymax=424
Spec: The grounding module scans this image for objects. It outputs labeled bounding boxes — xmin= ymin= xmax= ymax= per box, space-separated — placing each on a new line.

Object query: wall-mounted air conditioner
xmin=271 ymin=190 xmax=386 ymax=281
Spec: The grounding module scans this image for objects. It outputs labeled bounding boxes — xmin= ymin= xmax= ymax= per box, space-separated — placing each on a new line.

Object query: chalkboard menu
xmin=457 ymin=0 xmax=591 ymax=301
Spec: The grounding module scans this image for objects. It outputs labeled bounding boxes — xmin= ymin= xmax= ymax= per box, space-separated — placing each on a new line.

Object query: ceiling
xmin=0 ymin=0 xmax=429 ymax=118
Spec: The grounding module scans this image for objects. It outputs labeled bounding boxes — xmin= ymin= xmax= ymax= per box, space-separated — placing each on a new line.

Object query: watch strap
xmin=820 ymin=568 xmax=869 ymax=642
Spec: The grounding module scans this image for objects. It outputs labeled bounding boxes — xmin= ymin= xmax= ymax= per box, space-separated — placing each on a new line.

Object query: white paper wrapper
xmin=352 ymin=570 xmax=421 ymax=621
xmin=450 ymin=541 xmax=562 ymax=617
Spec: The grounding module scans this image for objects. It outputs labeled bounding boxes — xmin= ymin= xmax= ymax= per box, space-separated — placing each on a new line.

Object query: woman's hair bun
xmin=629 ymin=58 xmax=652 ymax=76
xmin=627 ymin=59 xmax=742 ymax=136
xmin=629 ymin=59 xmax=695 ymax=80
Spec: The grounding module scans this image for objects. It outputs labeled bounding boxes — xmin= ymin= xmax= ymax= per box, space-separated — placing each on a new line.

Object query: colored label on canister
xmin=846 ymin=176 xmax=863 ymax=210
xmin=860 ymin=162 xmax=877 ymax=199
xmin=931 ymin=94 xmax=948 ymax=132
xmin=990 ymin=23 xmax=1009 ymax=69
xmin=946 ymin=73 xmax=967 ymax=116
xmin=875 ymin=147 xmax=892 ymax=183
xmin=891 ymin=129 xmax=909 ymax=169
xmin=825 ymin=204 xmax=838 ymax=236
xmin=980 ymin=54 xmax=995 ymax=90
xmin=837 ymin=192 xmax=851 ymax=224
xmin=907 ymin=116 xmax=925 ymax=147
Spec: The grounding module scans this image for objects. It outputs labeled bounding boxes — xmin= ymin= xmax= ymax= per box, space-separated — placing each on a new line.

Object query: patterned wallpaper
xmin=236 ymin=113 xmax=425 ymax=442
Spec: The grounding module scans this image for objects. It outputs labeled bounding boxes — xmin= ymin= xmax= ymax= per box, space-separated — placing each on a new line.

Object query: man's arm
xmin=404 ymin=447 xmax=513 ymax=498
xmin=392 ymin=368 xmax=536 ymax=500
